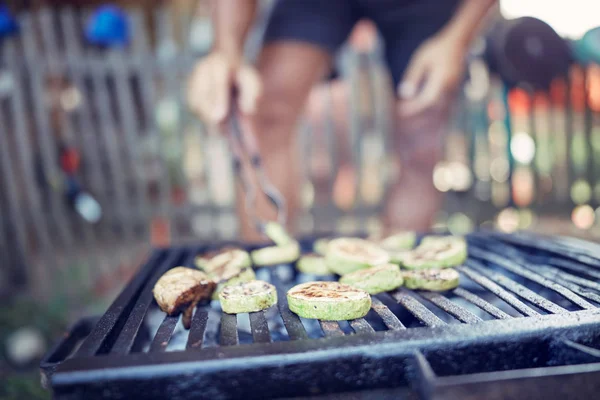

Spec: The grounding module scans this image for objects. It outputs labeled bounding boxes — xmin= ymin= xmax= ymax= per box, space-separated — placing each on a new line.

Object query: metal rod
xmin=319 ymin=321 xmax=345 ymax=337
xmin=186 ymin=310 xmax=209 ymax=350
xmin=458 ymin=264 xmax=537 ymax=317
xmin=391 ymin=289 xmax=446 ymax=328
xmin=371 ymin=297 xmax=406 ymax=330
xmin=349 ymin=318 xmax=375 ymax=334
xmin=109 ymin=250 xmax=185 ymax=355
xmin=249 ymin=311 xmax=271 ymax=344
xmin=470 ymin=246 xmax=595 ymax=310
xmin=272 ymin=275 xmax=308 ymax=340
xmin=466 ymin=262 xmax=569 ymax=315
xmin=149 ymin=315 xmax=179 ymax=353
xmin=75 ymin=250 xmax=165 ymax=357
xmin=452 ymin=288 xmax=512 ymax=319
xmin=219 ymin=313 xmax=239 ymax=346
xmin=419 ymin=292 xmax=483 ymax=324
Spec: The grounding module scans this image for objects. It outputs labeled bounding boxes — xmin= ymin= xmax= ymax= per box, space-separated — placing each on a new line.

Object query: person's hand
xmin=397 ymin=33 xmax=467 ymax=118
xmin=187 ymin=52 xmax=262 ymax=125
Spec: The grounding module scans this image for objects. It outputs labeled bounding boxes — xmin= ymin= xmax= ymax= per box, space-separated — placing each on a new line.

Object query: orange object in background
xmin=151 ymin=217 xmax=171 ymax=247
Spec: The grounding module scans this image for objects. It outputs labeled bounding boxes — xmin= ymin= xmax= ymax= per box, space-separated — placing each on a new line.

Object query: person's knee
xmin=253 ymin=92 xmax=299 ymax=147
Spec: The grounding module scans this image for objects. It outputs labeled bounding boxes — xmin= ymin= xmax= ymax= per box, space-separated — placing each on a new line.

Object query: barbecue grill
xmin=41 ymin=232 xmax=600 ymax=399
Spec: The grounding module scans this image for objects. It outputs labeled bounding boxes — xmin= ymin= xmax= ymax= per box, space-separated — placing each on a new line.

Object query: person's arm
xmin=399 ymin=0 xmax=497 ymax=117
xmin=188 ymin=0 xmax=261 ymax=123
xmin=212 ymin=0 xmax=258 ymax=64
xmin=440 ymin=0 xmax=497 ymax=49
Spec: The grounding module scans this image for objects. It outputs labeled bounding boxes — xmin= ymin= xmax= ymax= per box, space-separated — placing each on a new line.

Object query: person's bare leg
xmin=384 ymin=100 xmax=450 ymax=232
xmin=238 ymin=42 xmax=331 ymax=240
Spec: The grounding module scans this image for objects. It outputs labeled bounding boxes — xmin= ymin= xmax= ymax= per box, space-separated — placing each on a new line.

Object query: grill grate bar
xmin=536 ymin=256 xmax=600 ymax=281
xmin=371 ymin=297 xmax=406 ymax=330
xmin=249 ymin=311 xmax=271 ymax=343
xmin=558 ymin=272 xmax=600 ymax=292
xmin=186 ymin=310 xmax=209 ymax=350
xmin=535 ymin=270 xmax=600 ymax=304
xmin=420 ymin=292 xmax=483 ymax=324
xmin=272 ymin=276 xmax=308 ymax=340
xmin=110 ymin=250 xmax=185 ymax=355
xmin=470 ymin=247 xmax=595 ymax=310
xmin=320 ymin=321 xmax=345 ymax=337
xmin=466 ymin=262 xmax=569 ymax=315
xmin=458 ymin=264 xmax=538 ymax=317
xmin=392 ymin=289 xmax=446 ymax=327
xmin=349 ymin=318 xmax=375 ymax=334
xmin=452 ymin=288 xmax=512 ymax=319
xmin=219 ymin=314 xmax=239 ymax=346
xmin=492 ymin=232 xmax=600 ymax=268
xmin=149 ymin=315 xmax=179 ymax=352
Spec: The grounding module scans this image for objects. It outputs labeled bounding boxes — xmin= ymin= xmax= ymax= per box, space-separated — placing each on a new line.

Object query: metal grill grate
xmin=42 ymin=232 xmax=600 ymax=399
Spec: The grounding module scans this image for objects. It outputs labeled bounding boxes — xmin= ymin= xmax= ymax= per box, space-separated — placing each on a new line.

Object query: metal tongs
xmin=225 ymin=92 xmax=287 ymax=232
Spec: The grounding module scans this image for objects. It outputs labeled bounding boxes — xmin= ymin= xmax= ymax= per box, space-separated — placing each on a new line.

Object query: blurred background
xmin=0 ymin=0 xmax=598 ymax=398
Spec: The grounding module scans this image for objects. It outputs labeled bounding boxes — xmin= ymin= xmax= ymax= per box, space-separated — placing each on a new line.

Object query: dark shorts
xmin=263 ymin=0 xmax=460 ymax=87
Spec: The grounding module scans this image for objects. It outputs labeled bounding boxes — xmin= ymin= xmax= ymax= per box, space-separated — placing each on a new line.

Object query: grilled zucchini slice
xmin=313 ymin=238 xmax=331 ymax=256
xmin=325 ymin=238 xmax=389 ymax=275
xmin=401 ymin=239 xmax=467 ymax=270
xmin=378 ymin=231 xmax=417 ymax=251
xmin=219 ymin=280 xmax=278 ymax=314
xmin=402 ymin=268 xmax=460 ymax=291
xmin=339 ymin=264 xmax=404 ymax=294
xmin=251 ymin=241 xmax=301 ymax=266
xmin=287 ymin=281 xmax=371 ymax=320
xmin=297 ymin=253 xmax=331 ymax=275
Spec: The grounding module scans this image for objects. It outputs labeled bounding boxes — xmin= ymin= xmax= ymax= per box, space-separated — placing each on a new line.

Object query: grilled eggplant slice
xmin=195 ymin=248 xmax=251 ymax=273
xmin=152 ymin=267 xmax=216 ymax=329
xmin=297 ymin=253 xmax=331 ymax=275
xmin=401 ymin=239 xmax=467 ymax=270
xmin=325 ymin=238 xmax=390 ymax=275
xmin=251 ymin=241 xmax=301 ymax=266
xmin=340 ymin=264 xmax=404 ymax=294
xmin=219 ymin=280 xmax=278 ymax=314
xmin=264 ymin=222 xmax=294 ymax=246
xmin=402 ymin=268 xmax=460 ymax=291
xmin=287 ymin=281 xmax=371 ymax=320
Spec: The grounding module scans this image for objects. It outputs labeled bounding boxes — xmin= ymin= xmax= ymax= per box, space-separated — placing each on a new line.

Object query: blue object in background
xmin=574 ymin=27 xmax=600 ymax=65
xmin=85 ymin=5 xmax=130 ymax=47
xmin=0 ymin=6 xmax=19 ymax=38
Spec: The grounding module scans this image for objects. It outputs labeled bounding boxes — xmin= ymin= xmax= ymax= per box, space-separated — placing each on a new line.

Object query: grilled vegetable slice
xmin=420 ymin=235 xmax=466 ymax=248
xmin=402 ymin=269 xmax=460 ymax=291
xmin=153 ymin=267 xmax=216 ymax=329
xmin=208 ymin=266 xmax=256 ymax=300
xmin=251 ymin=241 xmax=301 ymax=266
xmin=297 ymin=253 xmax=330 ymax=275
xmin=313 ymin=238 xmax=331 ymax=256
xmin=325 ymin=238 xmax=390 ymax=275
xmin=377 ymin=231 xmax=417 ymax=251
xmin=339 ymin=264 xmax=404 ymax=294
xmin=219 ymin=280 xmax=278 ymax=313
xmin=401 ymin=240 xmax=467 ymax=270
xmin=264 ymin=222 xmax=294 ymax=246
xmin=195 ymin=248 xmax=251 ymax=273
xmin=388 ymin=249 xmax=411 ymax=265
xmin=287 ymin=281 xmax=371 ymax=320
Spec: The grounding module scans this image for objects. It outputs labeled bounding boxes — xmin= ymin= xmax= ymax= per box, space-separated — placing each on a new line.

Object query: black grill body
xmin=42 ymin=232 xmax=600 ymax=399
